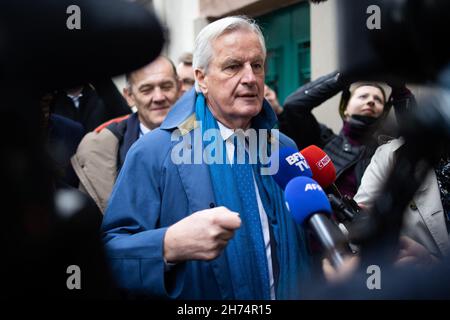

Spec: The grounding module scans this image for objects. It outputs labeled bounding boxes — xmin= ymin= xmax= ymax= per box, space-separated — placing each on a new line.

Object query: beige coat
xmin=71 ymin=129 xmax=119 ymax=214
xmin=354 ymin=138 xmax=450 ymax=257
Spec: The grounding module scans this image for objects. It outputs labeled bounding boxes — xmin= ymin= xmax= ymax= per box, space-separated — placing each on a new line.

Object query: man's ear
xmin=195 ymin=69 xmax=208 ymax=95
xmin=176 ymin=78 xmax=183 ymax=98
xmin=123 ymin=86 xmax=136 ymax=107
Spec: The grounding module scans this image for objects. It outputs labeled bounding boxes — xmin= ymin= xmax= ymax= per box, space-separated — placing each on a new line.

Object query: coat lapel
xmin=171 ymin=113 xmax=235 ymax=299
xmin=164 ymin=91 xmax=281 ymax=299
xmin=415 ymin=170 xmax=450 ymax=256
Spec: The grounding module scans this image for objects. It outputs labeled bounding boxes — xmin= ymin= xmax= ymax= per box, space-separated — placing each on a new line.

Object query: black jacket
xmin=106 ymin=112 xmax=141 ymax=171
xmin=48 ymin=114 xmax=85 ymax=187
xmin=51 ymin=79 xmax=131 ymax=132
xmin=278 ymin=71 xmax=415 ymax=187
xmin=279 ymin=71 xmax=343 ymax=151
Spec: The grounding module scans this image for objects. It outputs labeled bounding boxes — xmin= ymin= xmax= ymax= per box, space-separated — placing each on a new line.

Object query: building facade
xmin=136 ymin=0 xmax=343 ymax=131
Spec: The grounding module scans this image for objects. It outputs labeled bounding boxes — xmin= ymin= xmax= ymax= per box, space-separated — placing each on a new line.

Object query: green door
xmin=257 ymin=2 xmax=311 ymax=104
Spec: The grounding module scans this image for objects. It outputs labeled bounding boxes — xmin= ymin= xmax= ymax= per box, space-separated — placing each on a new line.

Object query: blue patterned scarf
xmin=195 ymin=93 xmax=310 ymax=299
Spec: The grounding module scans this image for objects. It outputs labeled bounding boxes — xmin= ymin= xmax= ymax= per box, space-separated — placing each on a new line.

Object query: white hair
xmin=193 ymin=16 xmax=266 ymax=92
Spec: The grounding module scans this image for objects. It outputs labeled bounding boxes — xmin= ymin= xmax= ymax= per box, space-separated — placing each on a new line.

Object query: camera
xmin=336 ymin=0 xmax=450 ymax=84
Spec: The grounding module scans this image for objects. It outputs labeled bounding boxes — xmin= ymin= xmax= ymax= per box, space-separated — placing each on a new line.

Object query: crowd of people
xmin=37 ymin=13 xmax=449 ymax=300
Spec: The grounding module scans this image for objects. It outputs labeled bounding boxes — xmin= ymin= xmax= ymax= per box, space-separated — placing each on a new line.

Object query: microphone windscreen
xmin=300 ymin=145 xmax=336 ymax=188
xmin=0 ymin=0 xmax=164 ymax=90
xmin=271 ymin=147 xmax=313 ymax=190
xmin=285 ymin=176 xmax=332 ymax=225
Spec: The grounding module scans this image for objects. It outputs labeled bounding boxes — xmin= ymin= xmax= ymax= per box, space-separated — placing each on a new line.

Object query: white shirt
xmin=217 ymin=121 xmax=276 ymax=300
xmin=67 ymin=93 xmax=83 ymax=109
xmin=139 ymin=123 xmax=151 ymax=137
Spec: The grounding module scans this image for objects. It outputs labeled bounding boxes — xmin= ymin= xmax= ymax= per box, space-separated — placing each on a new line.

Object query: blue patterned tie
xmin=231 ymin=133 xmax=271 ymax=299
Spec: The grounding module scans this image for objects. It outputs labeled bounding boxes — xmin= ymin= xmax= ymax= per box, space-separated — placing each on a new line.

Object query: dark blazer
xmin=51 ymin=79 xmax=131 ymax=132
xmin=48 ymin=114 xmax=85 ymax=187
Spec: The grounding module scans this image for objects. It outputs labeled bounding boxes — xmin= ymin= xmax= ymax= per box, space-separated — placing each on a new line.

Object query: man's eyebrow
xmin=138 ymin=84 xmax=153 ymax=91
xmin=138 ymin=79 xmax=175 ymax=90
xmin=252 ymin=56 xmax=264 ymax=62
xmin=222 ymin=58 xmax=242 ymax=65
xmin=159 ymin=80 xmax=175 ymax=85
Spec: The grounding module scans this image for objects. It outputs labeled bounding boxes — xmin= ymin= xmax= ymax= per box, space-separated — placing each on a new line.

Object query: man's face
xmin=196 ymin=29 xmax=265 ymax=129
xmin=124 ymin=57 xmax=180 ymax=130
xmin=176 ymin=63 xmax=195 ymax=95
xmin=344 ymin=86 xmax=385 ymax=120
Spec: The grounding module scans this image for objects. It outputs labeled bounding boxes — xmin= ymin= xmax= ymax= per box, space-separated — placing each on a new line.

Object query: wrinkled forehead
xmin=211 ymin=29 xmax=266 ymax=62
xmin=130 ymin=59 xmax=177 ymax=86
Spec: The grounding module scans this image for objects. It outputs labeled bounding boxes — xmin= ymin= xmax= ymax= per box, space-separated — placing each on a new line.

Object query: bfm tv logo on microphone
xmin=315 ymin=154 xmax=331 ymax=170
xmin=285 ymin=152 xmax=310 ymax=172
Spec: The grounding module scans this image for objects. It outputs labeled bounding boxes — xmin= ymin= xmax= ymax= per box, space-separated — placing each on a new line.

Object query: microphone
xmin=300 ymin=145 xmax=337 ymax=191
xmin=271 ymin=147 xmax=313 ymax=190
xmin=285 ymin=176 xmax=349 ymax=268
xmin=300 ymin=145 xmax=361 ymax=222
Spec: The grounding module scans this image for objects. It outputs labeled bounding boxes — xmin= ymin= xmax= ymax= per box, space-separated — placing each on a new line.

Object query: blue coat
xmin=102 ymin=89 xmax=300 ymax=299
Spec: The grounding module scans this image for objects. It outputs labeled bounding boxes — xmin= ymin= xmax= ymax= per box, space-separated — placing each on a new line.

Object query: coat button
xmin=209 ymin=202 xmax=215 ymax=208
xmin=343 ymin=143 xmax=351 ymax=152
xmin=410 ymin=202 xmax=418 ymax=210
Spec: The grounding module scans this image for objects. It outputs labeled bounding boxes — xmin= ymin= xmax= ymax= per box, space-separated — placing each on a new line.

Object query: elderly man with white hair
xmin=102 ymin=16 xmax=311 ymax=299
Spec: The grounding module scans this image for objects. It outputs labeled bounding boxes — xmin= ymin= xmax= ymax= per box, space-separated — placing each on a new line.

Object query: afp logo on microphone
xmin=304 ymin=182 xmax=323 ymax=192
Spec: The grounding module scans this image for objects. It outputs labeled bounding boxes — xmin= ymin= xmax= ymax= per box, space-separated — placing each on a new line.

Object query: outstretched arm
xmin=278 ymin=71 xmax=346 ymax=149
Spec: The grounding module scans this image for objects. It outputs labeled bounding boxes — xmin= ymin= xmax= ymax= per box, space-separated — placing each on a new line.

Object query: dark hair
xmin=338 ymin=82 xmax=388 ymax=120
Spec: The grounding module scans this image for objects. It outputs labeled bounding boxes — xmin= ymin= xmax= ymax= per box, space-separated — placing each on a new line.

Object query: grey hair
xmin=193 ymin=16 xmax=266 ymax=92
xmin=125 ymin=55 xmax=178 ymax=90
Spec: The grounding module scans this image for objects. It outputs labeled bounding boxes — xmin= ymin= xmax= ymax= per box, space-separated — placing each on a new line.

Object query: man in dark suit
xmin=51 ymin=79 xmax=131 ymax=132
